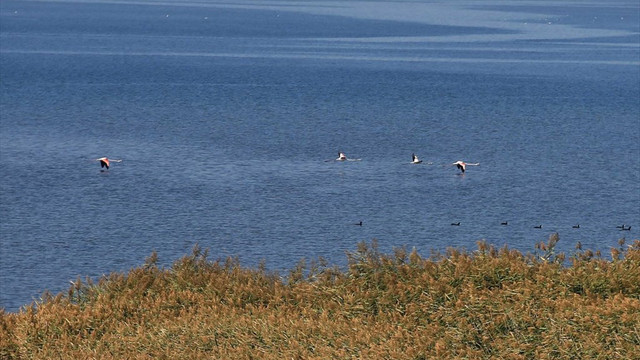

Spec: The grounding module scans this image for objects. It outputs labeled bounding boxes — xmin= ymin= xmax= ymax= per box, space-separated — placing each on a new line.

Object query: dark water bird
xmin=573 ymin=224 xmax=580 ymax=228
xmin=354 ymin=221 xmax=363 ymax=226
xmin=411 ymin=153 xmax=422 ymax=164
xmin=620 ymin=225 xmax=631 ymax=231
xmin=501 ymin=221 xmax=508 ymax=226
xmin=452 ymin=160 xmax=479 ymax=173
xmin=451 ymin=222 xmax=460 ymax=226
xmin=96 ymin=157 xmax=122 ymax=169
xmin=534 ymin=225 xmax=543 ymax=229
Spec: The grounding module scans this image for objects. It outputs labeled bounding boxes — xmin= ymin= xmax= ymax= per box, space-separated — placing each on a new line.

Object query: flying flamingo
xmin=411 ymin=153 xmax=422 ymax=164
xmin=325 ymin=151 xmax=360 ymax=162
xmin=96 ymin=157 xmax=122 ymax=169
xmin=453 ymin=160 xmax=479 ymax=173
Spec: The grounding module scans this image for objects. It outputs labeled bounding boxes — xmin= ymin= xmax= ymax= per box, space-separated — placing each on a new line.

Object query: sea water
xmin=1 ymin=0 xmax=638 ymax=311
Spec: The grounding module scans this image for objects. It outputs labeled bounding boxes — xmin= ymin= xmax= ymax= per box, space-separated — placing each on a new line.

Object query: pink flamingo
xmin=453 ymin=160 xmax=479 ymax=173
xmin=96 ymin=157 xmax=122 ymax=169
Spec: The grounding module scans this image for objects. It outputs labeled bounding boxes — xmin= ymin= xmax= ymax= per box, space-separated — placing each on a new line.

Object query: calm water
xmin=1 ymin=0 xmax=639 ymax=311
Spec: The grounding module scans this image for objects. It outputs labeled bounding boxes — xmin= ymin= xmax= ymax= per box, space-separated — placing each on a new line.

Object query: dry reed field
xmin=2 ymin=236 xmax=639 ymax=359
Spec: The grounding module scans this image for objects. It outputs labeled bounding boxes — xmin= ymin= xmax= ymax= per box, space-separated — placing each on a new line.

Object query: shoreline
xmin=2 ymin=237 xmax=638 ymax=358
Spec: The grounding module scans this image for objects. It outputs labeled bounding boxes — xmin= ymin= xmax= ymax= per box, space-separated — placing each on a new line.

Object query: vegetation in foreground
xmin=1 ymin=236 xmax=639 ymax=359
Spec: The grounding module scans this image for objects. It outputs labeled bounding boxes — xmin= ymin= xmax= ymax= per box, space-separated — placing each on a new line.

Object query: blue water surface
xmin=1 ymin=0 xmax=639 ymax=311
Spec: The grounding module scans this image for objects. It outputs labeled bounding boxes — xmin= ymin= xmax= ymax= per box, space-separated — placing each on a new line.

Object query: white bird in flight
xmin=325 ymin=151 xmax=360 ymax=162
xmin=411 ymin=153 xmax=422 ymax=164
xmin=453 ymin=160 xmax=479 ymax=173
xmin=96 ymin=157 xmax=122 ymax=169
